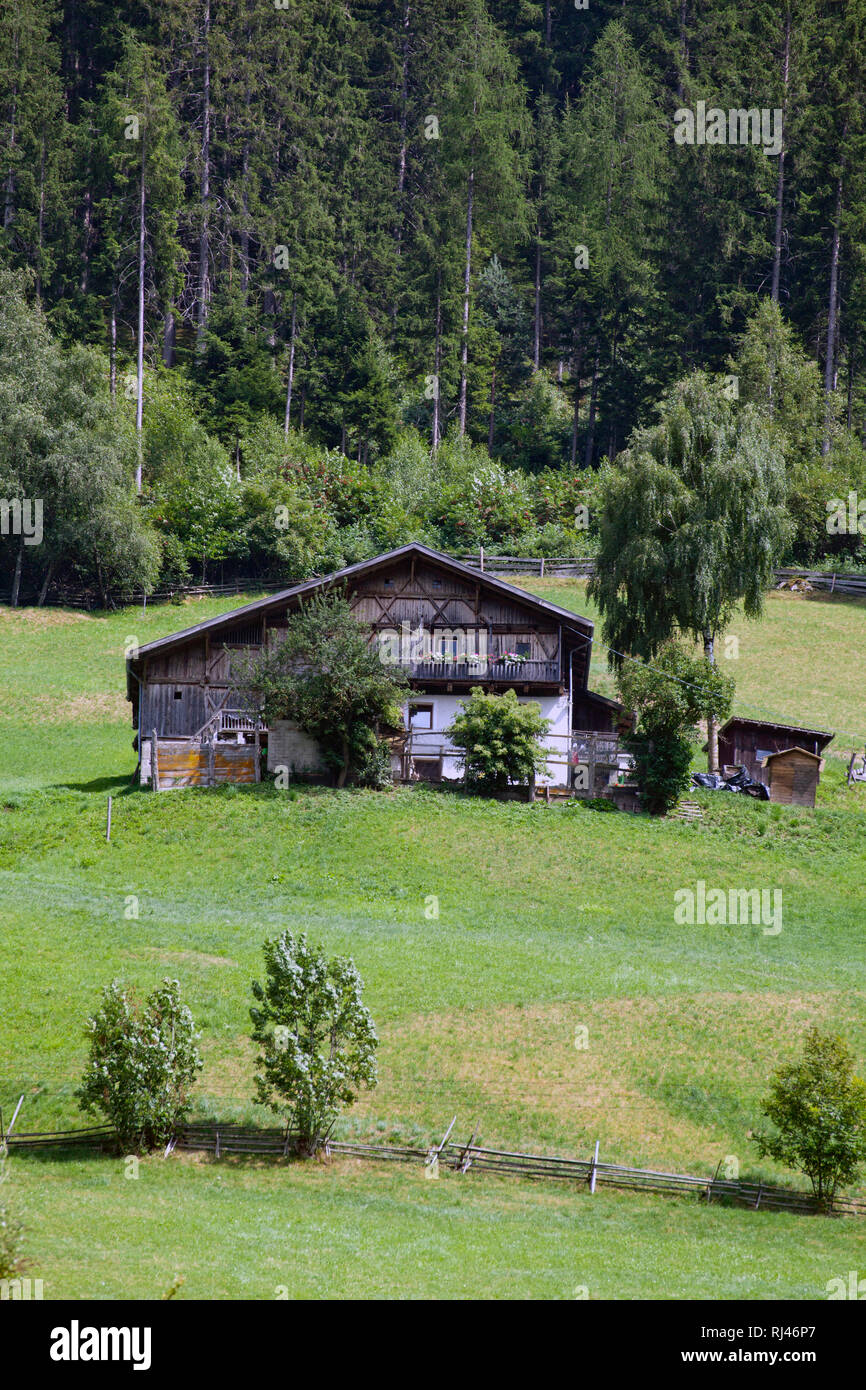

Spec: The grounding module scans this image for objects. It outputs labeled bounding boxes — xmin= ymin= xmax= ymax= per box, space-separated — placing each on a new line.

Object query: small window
xmin=383 ymin=577 xmax=394 ymax=588
xmin=174 ymin=689 xmax=183 ymax=700
xmin=515 ymin=641 xmax=531 ymax=659
xmin=408 ymin=703 xmax=434 ymax=730
xmin=432 ymin=578 xmax=442 ymax=590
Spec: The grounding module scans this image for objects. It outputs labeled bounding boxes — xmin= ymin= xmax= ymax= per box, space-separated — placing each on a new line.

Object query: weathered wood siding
xmin=719 ymin=723 xmax=830 ymax=782
xmin=142 ymin=738 xmax=257 ymax=789
xmin=141 ymin=680 xmax=207 ymax=739
xmin=762 ymin=750 xmax=823 ymax=807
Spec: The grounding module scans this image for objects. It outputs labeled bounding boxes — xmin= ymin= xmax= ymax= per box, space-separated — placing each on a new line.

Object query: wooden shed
xmin=760 ymin=747 xmax=825 ymax=807
xmin=715 ymin=717 xmax=834 ymax=782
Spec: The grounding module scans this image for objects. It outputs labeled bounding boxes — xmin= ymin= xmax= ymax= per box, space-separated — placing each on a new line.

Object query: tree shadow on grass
xmin=53 ymin=774 xmax=139 ymax=794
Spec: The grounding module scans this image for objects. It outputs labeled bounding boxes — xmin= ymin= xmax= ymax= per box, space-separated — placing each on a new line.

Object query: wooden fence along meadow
xmin=5 ymin=1116 xmax=865 ymax=1219
xmin=4 ymin=561 xmax=866 ymax=610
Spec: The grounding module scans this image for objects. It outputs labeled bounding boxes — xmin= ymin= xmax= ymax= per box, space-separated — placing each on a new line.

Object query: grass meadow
xmin=1 ymin=582 xmax=865 ymax=1299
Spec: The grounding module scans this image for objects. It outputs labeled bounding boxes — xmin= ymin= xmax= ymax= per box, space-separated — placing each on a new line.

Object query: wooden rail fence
xmin=4 ymin=561 xmax=865 ymax=610
xmin=454 ymin=555 xmax=866 ymax=595
xmin=6 ymin=1119 xmax=864 ymax=1217
xmin=3 ymin=1123 xmax=115 ymax=1151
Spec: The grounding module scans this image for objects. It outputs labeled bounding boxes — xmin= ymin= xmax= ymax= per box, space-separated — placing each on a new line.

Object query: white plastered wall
xmin=405 ymin=690 xmax=571 ymax=785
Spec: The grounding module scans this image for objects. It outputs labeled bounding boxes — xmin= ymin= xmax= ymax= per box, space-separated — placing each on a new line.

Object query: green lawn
xmin=2 ymin=585 xmax=866 ymax=1300
xmin=12 ymin=1154 xmax=859 ymax=1301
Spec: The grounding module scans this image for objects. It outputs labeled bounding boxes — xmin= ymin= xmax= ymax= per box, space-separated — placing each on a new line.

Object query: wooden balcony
xmin=401 ymin=658 xmax=560 ymax=683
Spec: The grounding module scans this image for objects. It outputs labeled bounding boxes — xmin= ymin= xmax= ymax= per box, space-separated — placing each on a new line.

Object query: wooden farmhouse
xmin=760 ymin=747 xmax=825 ymax=808
xmin=126 ymin=543 xmax=625 ymax=793
xmin=715 ymin=716 xmax=834 ymax=786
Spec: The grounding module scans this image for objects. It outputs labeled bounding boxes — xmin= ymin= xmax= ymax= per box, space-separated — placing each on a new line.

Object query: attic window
xmin=432 ymin=578 xmax=442 ymax=590
xmin=174 ymin=689 xmax=183 ymax=700
xmin=383 ymin=577 xmax=394 ymax=588
xmin=219 ymin=622 xmax=261 ymax=647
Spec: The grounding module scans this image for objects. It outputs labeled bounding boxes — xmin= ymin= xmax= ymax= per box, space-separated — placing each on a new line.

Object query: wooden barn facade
xmin=126 ymin=543 xmax=623 ymax=792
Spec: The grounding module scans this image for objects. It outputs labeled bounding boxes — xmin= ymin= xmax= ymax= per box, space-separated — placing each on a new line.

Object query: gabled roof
xmin=719 ymin=715 xmax=834 ymax=747
xmin=128 ymin=543 xmax=594 ymax=664
xmin=761 ymin=746 xmax=825 ymax=764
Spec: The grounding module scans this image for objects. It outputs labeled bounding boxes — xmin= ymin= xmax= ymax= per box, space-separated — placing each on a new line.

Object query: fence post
xmin=105 ymin=796 xmax=112 ymax=842
xmin=151 ymin=729 xmax=159 ymax=792
xmin=6 ymin=1096 xmax=24 ymax=1140
xmin=589 ymin=1139 xmax=600 ymax=1193
xmin=425 ymin=1115 xmax=457 ymax=1178
xmin=706 ymin=1159 xmax=722 ymax=1203
xmin=458 ymin=1126 xmax=479 ymax=1173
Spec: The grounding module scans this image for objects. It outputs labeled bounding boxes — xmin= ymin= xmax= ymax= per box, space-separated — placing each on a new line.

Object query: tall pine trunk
xmin=570 ymin=304 xmax=584 ymax=468
xmin=3 ymin=22 xmax=18 ymax=231
xmin=533 ymin=232 xmax=542 ymax=370
xmin=458 ymin=154 xmax=475 ymax=437
xmin=770 ymin=10 xmax=791 ymax=303
xmin=583 ymin=340 xmax=600 ymax=468
xmin=79 ymin=180 xmax=93 ymax=295
xmin=240 ymin=140 xmax=250 ymax=300
xmin=196 ymin=0 xmax=212 ymax=354
xmin=135 ymin=134 xmax=146 ymax=494
xmin=395 ymin=1 xmax=410 ymax=250
xmin=432 ymin=271 xmax=442 ymax=451
xmin=847 ymin=350 xmax=854 ymax=431
xmin=283 ymin=293 xmax=297 ymax=436
xmin=162 ymin=310 xmax=176 ymax=368
xmin=36 ymin=131 xmax=47 ymax=301
xmin=822 ymin=161 xmax=844 ymax=455
xmin=110 ymin=282 xmax=117 ymax=400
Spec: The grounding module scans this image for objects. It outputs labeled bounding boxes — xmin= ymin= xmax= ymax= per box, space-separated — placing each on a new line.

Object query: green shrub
xmin=250 ymin=931 xmax=379 ymax=1155
xmin=617 ymin=642 xmax=734 ymax=815
xmin=76 ymin=978 xmax=203 ymax=1152
xmin=754 ymin=1028 xmax=866 ymax=1206
xmin=234 ymin=591 xmax=407 ymax=788
xmin=447 ymin=687 xmax=551 ymax=794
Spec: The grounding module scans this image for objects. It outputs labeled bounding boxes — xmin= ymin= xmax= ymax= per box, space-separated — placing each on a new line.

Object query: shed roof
xmin=718 ymin=715 xmax=834 ymax=748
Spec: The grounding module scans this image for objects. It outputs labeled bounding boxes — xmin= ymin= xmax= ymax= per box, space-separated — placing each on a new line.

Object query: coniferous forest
xmin=2 ymin=0 xmax=866 ymax=602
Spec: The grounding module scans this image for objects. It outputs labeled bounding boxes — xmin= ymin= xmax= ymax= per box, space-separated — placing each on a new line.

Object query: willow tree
xmin=589 ymin=371 xmax=789 ymax=772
